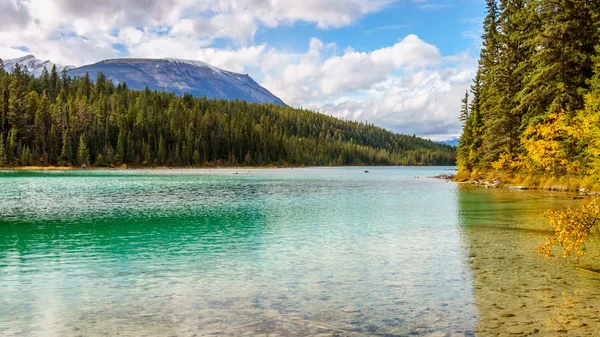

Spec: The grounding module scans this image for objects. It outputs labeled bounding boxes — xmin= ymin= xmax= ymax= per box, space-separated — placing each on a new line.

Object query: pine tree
xmin=192 ymin=149 xmax=201 ymax=165
xmin=40 ymin=67 xmax=50 ymax=94
xmin=158 ymin=135 xmax=166 ymax=164
xmin=60 ymin=131 xmax=72 ymax=165
xmin=77 ymin=134 xmax=90 ymax=166
xmin=7 ymin=63 xmax=28 ymax=136
xmin=459 ymin=90 xmax=470 ymax=126
xmin=478 ymin=0 xmax=505 ymax=168
xmin=49 ymin=64 xmax=58 ymax=100
xmin=0 ymin=133 xmax=5 ymax=166
xmin=519 ymin=0 xmax=597 ymax=122
xmin=20 ymin=146 xmax=31 ymax=166
xmin=483 ymin=0 xmax=540 ymax=164
xmin=116 ymin=129 xmax=126 ymax=163
xmin=6 ymin=127 xmax=17 ymax=165
xmin=34 ymin=92 xmax=50 ymax=160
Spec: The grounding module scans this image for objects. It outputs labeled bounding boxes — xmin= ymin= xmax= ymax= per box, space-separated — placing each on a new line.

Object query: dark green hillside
xmin=0 ymin=62 xmax=455 ymax=167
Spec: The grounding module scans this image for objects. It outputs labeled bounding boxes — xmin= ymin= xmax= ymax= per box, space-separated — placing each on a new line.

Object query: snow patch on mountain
xmin=437 ymin=136 xmax=460 ymax=147
xmin=2 ymin=55 xmax=74 ymax=77
xmin=165 ymin=58 xmax=225 ymax=76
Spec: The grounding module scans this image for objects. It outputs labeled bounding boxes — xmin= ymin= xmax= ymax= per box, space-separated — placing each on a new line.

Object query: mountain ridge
xmin=1 ymin=55 xmax=286 ymax=105
xmin=1 ymin=54 xmax=74 ymax=77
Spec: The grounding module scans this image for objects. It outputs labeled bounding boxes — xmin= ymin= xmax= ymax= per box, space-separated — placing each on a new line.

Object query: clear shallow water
xmin=0 ymin=167 xmax=599 ymax=336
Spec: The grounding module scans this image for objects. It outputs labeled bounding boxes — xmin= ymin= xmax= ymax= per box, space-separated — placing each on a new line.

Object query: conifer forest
xmin=458 ymin=0 xmax=600 ymax=181
xmin=0 ymin=62 xmax=455 ymax=168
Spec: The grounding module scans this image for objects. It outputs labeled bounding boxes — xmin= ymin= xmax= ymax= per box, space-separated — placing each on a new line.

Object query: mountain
xmin=2 ymin=55 xmax=73 ymax=77
xmin=1 ymin=55 xmax=286 ymax=105
xmin=66 ymin=58 xmax=286 ymax=105
xmin=437 ymin=136 xmax=460 ymax=147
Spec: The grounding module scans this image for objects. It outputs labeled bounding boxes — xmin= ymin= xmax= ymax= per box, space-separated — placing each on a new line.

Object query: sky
xmin=0 ymin=0 xmax=485 ymax=140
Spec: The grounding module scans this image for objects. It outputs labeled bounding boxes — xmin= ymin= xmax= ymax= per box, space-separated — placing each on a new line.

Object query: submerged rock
xmin=431 ymin=174 xmax=455 ymax=180
xmin=506 ymin=186 xmax=528 ymax=190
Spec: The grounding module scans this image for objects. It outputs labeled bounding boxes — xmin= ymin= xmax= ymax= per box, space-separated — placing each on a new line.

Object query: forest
xmin=0 ymin=61 xmax=455 ymax=168
xmin=457 ymin=0 xmax=600 ymax=183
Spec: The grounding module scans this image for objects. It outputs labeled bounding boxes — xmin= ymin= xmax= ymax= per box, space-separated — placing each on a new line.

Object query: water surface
xmin=0 ymin=167 xmax=599 ymax=336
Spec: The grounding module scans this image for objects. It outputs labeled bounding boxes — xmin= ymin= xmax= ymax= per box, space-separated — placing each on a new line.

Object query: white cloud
xmin=259 ymin=36 xmax=476 ymax=138
xmin=0 ymin=0 xmax=29 ymax=31
xmin=370 ymin=34 xmax=441 ymax=69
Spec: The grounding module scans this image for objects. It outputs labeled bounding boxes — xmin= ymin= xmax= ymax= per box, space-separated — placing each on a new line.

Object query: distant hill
xmin=2 ymin=55 xmax=286 ymax=105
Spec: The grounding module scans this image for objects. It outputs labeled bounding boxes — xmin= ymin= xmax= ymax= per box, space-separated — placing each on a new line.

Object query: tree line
xmin=0 ymin=61 xmax=456 ymax=167
xmin=458 ymin=0 xmax=600 ymax=179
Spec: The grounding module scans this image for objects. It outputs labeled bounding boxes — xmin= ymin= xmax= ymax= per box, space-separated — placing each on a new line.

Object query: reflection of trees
xmin=457 ymin=186 xmax=600 ymax=335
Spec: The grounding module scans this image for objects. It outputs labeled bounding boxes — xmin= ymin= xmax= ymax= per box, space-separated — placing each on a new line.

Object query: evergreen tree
xmin=60 ymin=131 xmax=72 ymax=165
xmin=519 ymin=0 xmax=597 ymax=122
xmin=34 ymin=92 xmax=50 ymax=161
xmin=6 ymin=127 xmax=17 ymax=165
xmin=78 ymin=134 xmax=90 ymax=166
xmin=0 ymin=133 xmax=5 ymax=166
xmin=20 ymin=146 xmax=32 ymax=166
xmin=459 ymin=90 xmax=470 ymax=126
xmin=49 ymin=64 xmax=58 ymax=100
xmin=479 ymin=0 xmax=504 ymax=167
xmin=7 ymin=63 xmax=28 ymax=137
xmin=158 ymin=135 xmax=166 ymax=164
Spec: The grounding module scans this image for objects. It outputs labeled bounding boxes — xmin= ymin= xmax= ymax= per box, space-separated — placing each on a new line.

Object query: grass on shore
xmin=0 ymin=164 xmax=306 ymax=171
xmin=0 ymin=166 xmax=75 ymax=171
xmin=455 ymin=168 xmax=600 ymax=192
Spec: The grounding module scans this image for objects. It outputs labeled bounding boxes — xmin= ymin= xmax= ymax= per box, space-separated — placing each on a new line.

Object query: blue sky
xmin=251 ymin=1 xmax=484 ymax=56
xmin=0 ymin=0 xmax=485 ymax=140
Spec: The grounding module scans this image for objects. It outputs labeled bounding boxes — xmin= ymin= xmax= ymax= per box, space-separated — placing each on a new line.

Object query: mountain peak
xmin=2 ymin=54 xmax=73 ymax=77
xmin=437 ymin=136 xmax=460 ymax=147
xmin=17 ymin=54 xmax=36 ymax=60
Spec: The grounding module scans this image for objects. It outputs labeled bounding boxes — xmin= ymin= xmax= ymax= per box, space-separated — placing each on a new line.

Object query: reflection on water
xmin=457 ymin=186 xmax=600 ymax=336
xmin=0 ymin=167 xmax=476 ymax=337
xmin=2 ymin=168 xmax=599 ymax=336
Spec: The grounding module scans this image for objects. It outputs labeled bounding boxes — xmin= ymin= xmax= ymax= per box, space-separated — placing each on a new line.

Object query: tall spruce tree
xmin=78 ymin=134 xmax=90 ymax=166
xmin=60 ymin=131 xmax=72 ymax=165
xmin=49 ymin=64 xmax=58 ymax=101
xmin=495 ymin=0 xmax=539 ymax=159
xmin=518 ymin=0 xmax=597 ymax=122
xmin=479 ymin=0 xmax=504 ymax=167
xmin=0 ymin=132 xmax=5 ymax=166
xmin=459 ymin=91 xmax=470 ymax=126
xmin=34 ymin=92 xmax=50 ymax=161
xmin=7 ymin=63 xmax=28 ymax=138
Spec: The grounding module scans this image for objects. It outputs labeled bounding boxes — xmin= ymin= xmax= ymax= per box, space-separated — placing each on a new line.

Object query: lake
xmin=1 ymin=167 xmax=599 ymax=336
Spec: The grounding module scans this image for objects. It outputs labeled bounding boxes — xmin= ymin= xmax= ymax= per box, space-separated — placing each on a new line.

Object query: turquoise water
xmin=0 ymin=167 xmax=599 ymax=336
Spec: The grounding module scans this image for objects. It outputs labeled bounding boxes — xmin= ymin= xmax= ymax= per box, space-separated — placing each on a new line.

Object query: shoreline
xmin=0 ymin=164 xmax=301 ymax=171
xmin=455 ymin=170 xmax=599 ymax=195
xmin=0 ymin=164 xmax=457 ymax=171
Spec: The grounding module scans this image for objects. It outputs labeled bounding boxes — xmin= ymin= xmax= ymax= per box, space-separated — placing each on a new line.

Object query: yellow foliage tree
xmin=521 ymin=94 xmax=600 ymax=179
xmin=521 ymin=112 xmax=571 ymax=176
xmin=538 ymin=197 xmax=600 ymax=259
xmin=573 ymin=93 xmax=600 ymax=178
